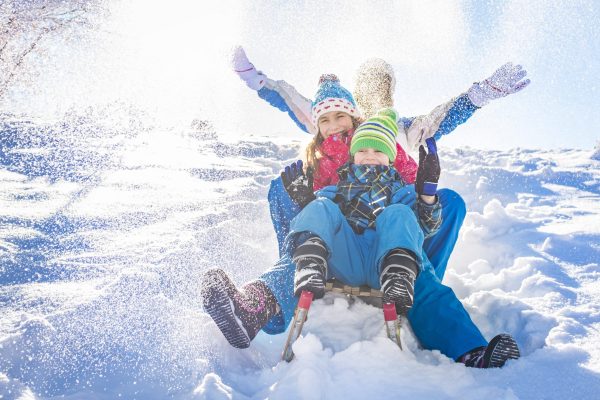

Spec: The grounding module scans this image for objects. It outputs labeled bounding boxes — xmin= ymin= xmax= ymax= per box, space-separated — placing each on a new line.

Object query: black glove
xmin=416 ymin=137 xmax=440 ymax=196
xmin=281 ymin=160 xmax=316 ymax=208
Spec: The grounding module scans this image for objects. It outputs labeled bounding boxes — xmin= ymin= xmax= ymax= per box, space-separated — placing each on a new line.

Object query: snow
xmin=1 ymin=115 xmax=599 ymax=399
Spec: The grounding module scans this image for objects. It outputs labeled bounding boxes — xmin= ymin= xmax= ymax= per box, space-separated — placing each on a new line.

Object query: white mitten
xmin=467 ymin=62 xmax=530 ymax=107
xmin=231 ymin=46 xmax=266 ymax=91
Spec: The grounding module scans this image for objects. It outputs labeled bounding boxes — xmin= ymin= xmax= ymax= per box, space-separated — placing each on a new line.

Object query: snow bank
xmin=2 ymin=124 xmax=600 ymax=398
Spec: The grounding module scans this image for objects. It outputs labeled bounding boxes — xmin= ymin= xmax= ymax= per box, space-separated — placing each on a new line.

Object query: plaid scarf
xmin=335 ymin=163 xmax=404 ymax=233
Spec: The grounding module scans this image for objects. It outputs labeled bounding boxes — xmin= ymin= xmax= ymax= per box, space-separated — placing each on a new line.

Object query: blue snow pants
xmin=261 ymin=177 xmax=482 ymax=359
xmin=288 ymin=198 xmax=426 ymax=288
xmin=260 ymin=197 xmax=485 ymax=360
xmin=267 ymin=177 xmax=466 ymax=281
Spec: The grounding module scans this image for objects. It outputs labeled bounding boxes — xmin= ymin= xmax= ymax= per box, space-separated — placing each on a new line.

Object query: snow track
xmin=1 ymin=120 xmax=600 ymax=399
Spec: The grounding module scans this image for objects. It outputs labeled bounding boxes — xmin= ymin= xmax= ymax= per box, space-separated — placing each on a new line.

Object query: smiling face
xmin=353 ymin=148 xmax=390 ymax=166
xmin=317 ymin=111 xmax=354 ymax=140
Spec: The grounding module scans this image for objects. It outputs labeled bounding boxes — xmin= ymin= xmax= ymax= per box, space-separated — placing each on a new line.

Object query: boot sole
xmin=201 ymin=269 xmax=251 ymax=349
xmin=486 ymin=334 xmax=520 ymax=368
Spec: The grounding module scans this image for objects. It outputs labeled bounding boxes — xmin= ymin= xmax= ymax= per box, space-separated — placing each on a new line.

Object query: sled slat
xmin=325 ymin=279 xmax=383 ymax=298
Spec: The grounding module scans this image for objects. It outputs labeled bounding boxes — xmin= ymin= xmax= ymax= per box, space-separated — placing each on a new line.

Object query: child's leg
xmin=422 ymin=188 xmax=466 ymax=280
xmin=367 ymin=204 xmax=425 ymax=315
xmin=368 ymin=203 xmax=426 ymax=288
xmin=288 ymin=198 xmax=370 ymax=287
xmin=259 ymin=198 xmax=368 ymax=334
xmin=292 ymin=235 xmax=329 ymax=298
xmin=408 ymin=257 xmax=488 ymax=360
xmin=379 ymin=249 xmax=420 ymax=316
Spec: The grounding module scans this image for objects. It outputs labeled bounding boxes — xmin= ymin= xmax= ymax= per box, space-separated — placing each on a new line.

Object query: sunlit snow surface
xmin=1 ymin=115 xmax=600 ymax=399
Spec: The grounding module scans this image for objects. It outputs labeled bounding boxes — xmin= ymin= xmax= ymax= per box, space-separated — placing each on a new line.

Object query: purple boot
xmin=458 ymin=334 xmax=520 ymax=368
xmin=201 ymin=268 xmax=278 ymax=349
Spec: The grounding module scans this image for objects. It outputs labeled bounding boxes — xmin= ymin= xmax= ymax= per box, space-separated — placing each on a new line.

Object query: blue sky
xmin=228 ymin=0 xmax=600 ymax=150
xmin=2 ymin=0 xmax=598 ymax=150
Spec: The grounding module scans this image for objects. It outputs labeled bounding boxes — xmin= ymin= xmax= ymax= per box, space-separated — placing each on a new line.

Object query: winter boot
xmin=457 ymin=333 xmax=521 ymax=368
xmin=292 ymin=235 xmax=328 ymax=299
xmin=379 ymin=248 xmax=419 ymax=316
xmin=201 ymin=268 xmax=278 ymax=349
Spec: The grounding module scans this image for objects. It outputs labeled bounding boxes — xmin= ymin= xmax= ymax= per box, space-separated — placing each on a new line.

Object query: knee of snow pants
xmin=260 ymin=198 xmax=351 ymax=334
xmin=259 ymin=255 xmax=297 ymax=334
xmin=287 ymin=198 xmax=373 ymax=287
xmin=423 ymin=188 xmax=466 ymax=281
xmin=287 ymin=198 xmax=345 ymax=248
xmin=408 ymin=257 xmax=487 ymax=360
xmin=373 ymin=204 xmax=425 ymax=272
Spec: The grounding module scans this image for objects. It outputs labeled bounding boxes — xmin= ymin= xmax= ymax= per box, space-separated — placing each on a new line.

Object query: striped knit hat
xmin=311 ymin=74 xmax=360 ymax=126
xmin=350 ymin=108 xmax=398 ymax=163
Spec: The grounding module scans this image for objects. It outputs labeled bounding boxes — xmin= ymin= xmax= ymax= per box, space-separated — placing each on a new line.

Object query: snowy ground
xmin=1 ymin=115 xmax=600 ymax=399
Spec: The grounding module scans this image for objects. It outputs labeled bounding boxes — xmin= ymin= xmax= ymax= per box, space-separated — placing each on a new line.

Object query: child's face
xmin=353 ymin=148 xmax=390 ymax=166
xmin=317 ymin=111 xmax=354 ymax=139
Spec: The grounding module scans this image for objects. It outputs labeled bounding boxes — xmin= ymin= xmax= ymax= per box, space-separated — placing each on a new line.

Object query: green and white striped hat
xmin=350 ymin=108 xmax=398 ymax=162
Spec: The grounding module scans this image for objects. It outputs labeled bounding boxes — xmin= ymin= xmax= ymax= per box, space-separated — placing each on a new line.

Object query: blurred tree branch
xmin=0 ymin=0 xmax=105 ymax=98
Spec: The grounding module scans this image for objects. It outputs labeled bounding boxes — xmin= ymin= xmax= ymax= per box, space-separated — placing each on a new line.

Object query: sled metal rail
xmin=283 ymin=281 xmax=399 ymax=362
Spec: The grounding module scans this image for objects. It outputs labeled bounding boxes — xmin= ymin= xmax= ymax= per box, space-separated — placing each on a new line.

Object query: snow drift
xmin=1 ymin=115 xmax=600 ymax=399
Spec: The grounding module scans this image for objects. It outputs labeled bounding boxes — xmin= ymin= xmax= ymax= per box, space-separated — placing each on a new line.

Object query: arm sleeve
xmin=257 ymin=78 xmax=317 ymax=135
xmin=414 ymin=196 xmax=442 ymax=239
xmin=401 ymin=93 xmax=479 ymax=152
xmin=432 ymin=94 xmax=479 ymax=141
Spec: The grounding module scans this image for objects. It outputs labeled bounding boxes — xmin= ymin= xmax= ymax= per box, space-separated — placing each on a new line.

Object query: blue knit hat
xmin=311 ymin=74 xmax=360 ymax=126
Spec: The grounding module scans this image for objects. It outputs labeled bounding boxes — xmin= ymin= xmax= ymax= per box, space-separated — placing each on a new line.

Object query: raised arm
xmin=232 ymin=46 xmax=316 ymax=135
xmin=398 ymin=62 xmax=530 ymax=152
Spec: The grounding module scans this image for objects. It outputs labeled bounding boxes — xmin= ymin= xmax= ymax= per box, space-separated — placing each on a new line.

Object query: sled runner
xmin=282 ymin=280 xmax=403 ymax=362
